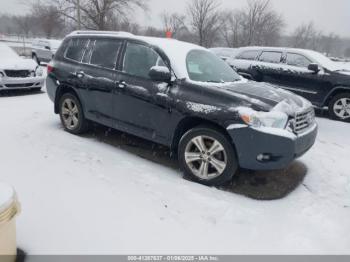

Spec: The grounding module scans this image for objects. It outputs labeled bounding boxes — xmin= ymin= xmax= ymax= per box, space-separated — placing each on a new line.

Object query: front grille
xmin=294 ymin=108 xmax=315 ymax=134
xmin=5 ymin=83 xmax=34 ymax=88
xmin=4 ymin=70 xmax=31 ymax=78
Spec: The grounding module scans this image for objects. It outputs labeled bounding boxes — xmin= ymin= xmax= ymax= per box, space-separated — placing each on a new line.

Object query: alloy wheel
xmin=61 ymin=98 xmax=80 ymax=130
xmin=184 ymin=135 xmax=227 ymax=180
xmin=333 ymin=98 xmax=350 ymax=120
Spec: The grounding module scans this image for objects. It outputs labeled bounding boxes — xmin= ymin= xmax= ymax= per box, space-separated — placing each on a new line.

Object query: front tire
xmin=329 ymin=93 xmax=350 ymax=122
xmin=59 ymin=93 xmax=89 ymax=134
xmin=178 ymin=126 xmax=238 ymax=186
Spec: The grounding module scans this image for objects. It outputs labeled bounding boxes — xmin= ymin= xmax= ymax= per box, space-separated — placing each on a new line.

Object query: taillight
xmin=47 ymin=64 xmax=54 ymax=74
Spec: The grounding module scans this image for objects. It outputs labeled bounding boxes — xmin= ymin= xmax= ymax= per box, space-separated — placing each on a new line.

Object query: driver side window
xmin=123 ymin=43 xmax=165 ymax=79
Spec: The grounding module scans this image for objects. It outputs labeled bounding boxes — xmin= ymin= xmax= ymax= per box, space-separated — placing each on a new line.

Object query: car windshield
xmin=305 ymin=50 xmax=343 ymax=71
xmin=186 ymin=49 xmax=241 ymax=83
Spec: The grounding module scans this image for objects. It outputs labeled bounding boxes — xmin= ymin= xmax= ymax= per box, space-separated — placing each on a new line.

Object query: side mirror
xmin=308 ymin=63 xmax=320 ymax=73
xmin=149 ymin=66 xmax=171 ymax=82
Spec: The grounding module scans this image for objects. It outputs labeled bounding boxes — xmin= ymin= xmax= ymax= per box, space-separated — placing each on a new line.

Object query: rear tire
xmin=59 ymin=93 xmax=89 ymax=134
xmin=328 ymin=93 xmax=350 ymax=122
xmin=178 ymin=126 xmax=238 ymax=186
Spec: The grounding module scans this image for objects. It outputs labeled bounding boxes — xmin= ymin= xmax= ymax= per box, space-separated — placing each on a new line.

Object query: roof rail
xmin=68 ymin=31 xmax=135 ymax=37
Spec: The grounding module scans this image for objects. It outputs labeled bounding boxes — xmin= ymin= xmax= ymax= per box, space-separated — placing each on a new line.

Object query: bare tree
xmin=160 ymin=11 xmax=186 ymax=38
xmin=241 ymin=0 xmax=284 ymax=46
xmin=220 ymin=10 xmax=245 ymax=47
xmin=14 ymin=15 xmax=35 ymax=38
xmin=31 ymin=1 xmax=64 ymax=38
xmin=219 ymin=0 xmax=284 ymax=47
xmin=292 ymin=22 xmax=320 ymax=49
xmin=52 ymin=0 xmax=148 ymax=30
xmin=187 ymin=0 xmax=222 ymax=47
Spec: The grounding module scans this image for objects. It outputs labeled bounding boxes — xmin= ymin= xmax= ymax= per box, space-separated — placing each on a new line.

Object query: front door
xmin=112 ymin=41 xmax=173 ymax=144
xmin=278 ymin=52 xmax=331 ymax=105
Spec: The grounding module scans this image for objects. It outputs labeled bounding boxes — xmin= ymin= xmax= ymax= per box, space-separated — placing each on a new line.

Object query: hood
xmin=217 ymin=81 xmax=311 ymax=115
xmin=0 ymin=57 xmax=37 ymax=71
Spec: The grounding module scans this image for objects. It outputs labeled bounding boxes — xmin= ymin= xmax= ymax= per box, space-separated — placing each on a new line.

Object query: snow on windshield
xmin=302 ymin=49 xmax=341 ymax=71
xmin=0 ymin=43 xmax=19 ymax=60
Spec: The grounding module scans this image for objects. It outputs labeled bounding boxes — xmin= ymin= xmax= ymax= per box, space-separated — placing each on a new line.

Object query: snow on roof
xmin=67 ymin=31 xmax=206 ymax=79
xmin=234 ymin=46 xmax=345 ymax=71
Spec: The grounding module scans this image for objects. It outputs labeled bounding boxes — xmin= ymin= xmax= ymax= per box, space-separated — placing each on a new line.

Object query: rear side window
xmin=259 ymin=51 xmax=282 ymax=64
xmin=237 ymin=50 xmax=260 ymax=60
xmin=286 ymin=53 xmax=312 ymax=68
xmin=123 ymin=43 xmax=164 ymax=79
xmin=65 ymin=38 xmax=88 ymax=62
xmin=90 ymin=39 xmax=122 ymax=69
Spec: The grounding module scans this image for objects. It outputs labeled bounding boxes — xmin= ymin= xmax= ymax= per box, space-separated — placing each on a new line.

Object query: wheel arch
xmin=323 ymin=86 xmax=350 ymax=107
xmin=54 ymin=85 xmax=83 ymax=114
xmin=170 ymin=117 xmax=236 ymax=155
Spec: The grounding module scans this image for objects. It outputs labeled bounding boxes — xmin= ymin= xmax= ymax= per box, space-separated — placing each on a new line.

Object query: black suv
xmin=229 ymin=47 xmax=350 ymax=122
xmin=46 ymin=31 xmax=317 ymax=186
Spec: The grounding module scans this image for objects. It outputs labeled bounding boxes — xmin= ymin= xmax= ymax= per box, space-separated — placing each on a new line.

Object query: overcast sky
xmin=1 ymin=0 xmax=349 ymax=37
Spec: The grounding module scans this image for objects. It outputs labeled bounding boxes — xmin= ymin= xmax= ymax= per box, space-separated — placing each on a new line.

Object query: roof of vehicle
xmin=234 ymin=46 xmax=342 ymax=71
xmin=67 ymin=31 xmax=207 ymax=79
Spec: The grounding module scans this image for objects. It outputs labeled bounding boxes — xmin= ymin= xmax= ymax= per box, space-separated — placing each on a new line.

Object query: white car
xmin=32 ymin=39 xmax=62 ymax=64
xmin=0 ymin=43 xmax=45 ymax=92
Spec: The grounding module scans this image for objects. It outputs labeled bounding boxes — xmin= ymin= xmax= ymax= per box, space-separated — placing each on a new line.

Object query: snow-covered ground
xmin=0 ymin=88 xmax=349 ymax=255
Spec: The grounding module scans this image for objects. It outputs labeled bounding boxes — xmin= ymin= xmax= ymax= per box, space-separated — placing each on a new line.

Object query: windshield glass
xmin=306 ymin=50 xmax=342 ymax=71
xmin=186 ymin=49 xmax=241 ymax=83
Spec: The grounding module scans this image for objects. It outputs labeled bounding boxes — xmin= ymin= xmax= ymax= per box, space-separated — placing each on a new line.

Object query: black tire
xmin=58 ymin=93 xmax=89 ymax=134
xmin=32 ymin=54 xmax=40 ymax=65
xmin=328 ymin=93 xmax=350 ymax=122
xmin=178 ymin=126 xmax=238 ymax=186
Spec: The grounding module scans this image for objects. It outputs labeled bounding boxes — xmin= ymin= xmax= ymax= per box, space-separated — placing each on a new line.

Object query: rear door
xmin=253 ymin=51 xmax=284 ymax=84
xmin=78 ymin=38 xmax=123 ymax=126
xmin=111 ymin=41 xmax=173 ymax=144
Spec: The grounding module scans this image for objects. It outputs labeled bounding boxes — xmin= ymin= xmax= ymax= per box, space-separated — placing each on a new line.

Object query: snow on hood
xmin=0 ymin=43 xmax=37 ymax=71
xmin=218 ymin=81 xmax=311 ymax=115
xmin=0 ymin=58 xmax=37 ymax=71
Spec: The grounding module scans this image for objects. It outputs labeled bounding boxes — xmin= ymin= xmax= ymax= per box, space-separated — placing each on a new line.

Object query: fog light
xmin=257 ymin=154 xmax=271 ymax=162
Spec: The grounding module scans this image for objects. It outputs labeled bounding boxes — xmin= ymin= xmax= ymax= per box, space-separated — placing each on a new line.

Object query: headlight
xmin=35 ymin=66 xmax=43 ymax=77
xmin=239 ymin=107 xmax=288 ymax=129
xmin=0 ymin=72 xmax=4 ymax=78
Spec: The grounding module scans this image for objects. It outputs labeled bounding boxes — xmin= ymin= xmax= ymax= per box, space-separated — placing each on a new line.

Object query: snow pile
xmin=186 ymin=102 xmax=220 ymax=114
xmin=0 ymin=90 xmax=349 ymax=255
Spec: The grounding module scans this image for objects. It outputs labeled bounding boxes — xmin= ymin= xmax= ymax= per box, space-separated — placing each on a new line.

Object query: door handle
xmin=74 ymin=71 xmax=85 ymax=79
xmin=117 ymin=81 xmax=127 ymax=89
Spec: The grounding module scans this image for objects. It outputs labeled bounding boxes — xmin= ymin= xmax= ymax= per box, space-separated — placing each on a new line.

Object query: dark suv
xmin=229 ymin=47 xmax=350 ymax=122
xmin=46 ymin=31 xmax=317 ymax=186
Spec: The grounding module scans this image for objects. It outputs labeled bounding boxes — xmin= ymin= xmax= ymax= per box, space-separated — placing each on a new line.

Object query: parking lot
xmin=1 ymin=88 xmax=350 ymax=254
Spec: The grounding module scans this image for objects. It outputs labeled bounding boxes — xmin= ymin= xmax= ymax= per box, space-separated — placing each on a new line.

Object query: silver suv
xmin=32 ymin=39 xmax=62 ymax=64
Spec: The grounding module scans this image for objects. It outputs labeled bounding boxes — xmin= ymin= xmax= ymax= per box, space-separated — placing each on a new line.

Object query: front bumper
xmin=0 ymin=76 xmax=45 ymax=90
xmin=228 ymin=124 xmax=318 ymax=170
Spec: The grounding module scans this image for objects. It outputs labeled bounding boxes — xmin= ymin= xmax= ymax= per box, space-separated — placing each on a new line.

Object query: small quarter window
xmin=65 ymin=38 xmax=88 ymax=62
